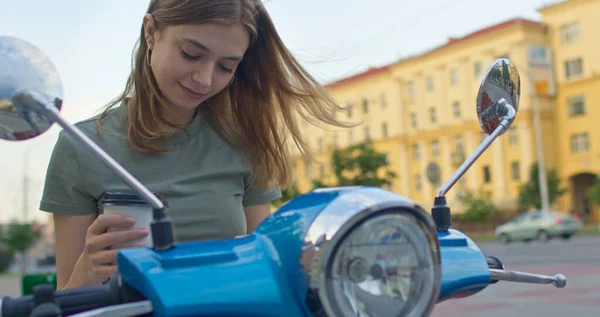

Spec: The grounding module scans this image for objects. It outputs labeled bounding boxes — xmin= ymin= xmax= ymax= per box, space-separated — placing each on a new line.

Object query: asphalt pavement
xmin=431 ymin=235 xmax=600 ymax=317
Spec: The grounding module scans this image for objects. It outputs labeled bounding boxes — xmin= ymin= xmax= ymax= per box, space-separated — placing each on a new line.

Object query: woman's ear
xmin=143 ymin=13 xmax=157 ymax=48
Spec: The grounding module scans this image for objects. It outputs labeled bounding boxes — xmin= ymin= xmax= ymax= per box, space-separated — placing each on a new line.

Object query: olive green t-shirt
xmin=39 ymin=102 xmax=281 ymax=241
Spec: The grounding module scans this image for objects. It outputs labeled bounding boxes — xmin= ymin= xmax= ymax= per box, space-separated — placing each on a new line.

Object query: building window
xmin=347 ymin=103 xmax=352 ymax=117
xmin=348 ymin=130 xmax=353 ymax=144
xmin=508 ymin=126 xmax=518 ymax=145
xmin=412 ymin=144 xmax=420 ymax=160
xmin=450 ymin=68 xmax=458 ymax=86
xmin=380 ymin=93 xmax=387 ymax=108
xmin=560 ymin=22 xmax=580 ymax=44
xmin=291 ymin=161 xmax=297 ymax=182
xmin=568 ymin=96 xmax=586 ymax=116
xmin=474 ymin=61 xmax=482 ymax=78
xmin=458 ymin=177 xmax=467 ymax=189
xmin=511 ymin=162 xmax=520 ymax=181
xmin=427 ymin=75 xmax=434 ymax=91
xmin=565 ymin=58 xmax=583 ymax=79
xmin=407 ymin=81 xmax=415 ymax=98
xmin=429 ymin=108 xmax=436 ymax=124
xmin=415 ymin=175 xmax=422 ymax=191
xmin=410 ymin=112 xmax=418 ymax=129
xmin=332 ymin=132 xmax=338 ymax=148
xmin=483 ymin=165 xmax=491 ymax=183
xmin=364 ymin=126 xmax=370 ymax=140
xmin=455 ymin=135 xmax=464 ymax=152
xmin=452 ymin=102 xmax=461 ymax=118
xmin=570 ymin=133 xmax=590 ymax=153
xmin=305 ymin=161 xmax=313 ymax=180
xmin=431 ymin=140 xmax=440 ymax=157
xmin=363 ymin=98 xmax=369 ymax=113
xmin=382 ymin=122 xmax=388 ymax=139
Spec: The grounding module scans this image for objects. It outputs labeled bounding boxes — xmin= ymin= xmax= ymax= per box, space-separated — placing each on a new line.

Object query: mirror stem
xmin=14 ymin=90 xmax=176 ymax=251
xmin=432 ymin=99 xmax=516 ymax=231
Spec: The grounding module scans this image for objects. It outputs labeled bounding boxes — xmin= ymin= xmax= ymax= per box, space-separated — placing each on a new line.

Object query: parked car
xmin=494 ymin=210 xmax=582 ymax=244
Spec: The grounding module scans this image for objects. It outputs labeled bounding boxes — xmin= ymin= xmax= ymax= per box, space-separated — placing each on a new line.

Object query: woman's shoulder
xmin=77 ymin=104 xmax=123 ymax=131
xmin=57 ymin=103 xmax=127 ymax=152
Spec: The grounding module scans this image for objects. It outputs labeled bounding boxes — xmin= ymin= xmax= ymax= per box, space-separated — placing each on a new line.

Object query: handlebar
xmin=0 ymin=275 xmax=145 ymax=317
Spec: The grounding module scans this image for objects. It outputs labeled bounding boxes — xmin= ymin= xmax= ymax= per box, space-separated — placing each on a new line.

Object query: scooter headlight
xmin=302 ymin=190 xmax=441 ymax=317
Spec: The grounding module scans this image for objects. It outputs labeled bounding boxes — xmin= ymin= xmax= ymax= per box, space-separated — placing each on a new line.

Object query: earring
xmin=146 ymin=46 xmax=152 ymax=67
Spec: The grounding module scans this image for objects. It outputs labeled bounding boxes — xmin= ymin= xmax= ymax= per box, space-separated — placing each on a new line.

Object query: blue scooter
xmin=0 ymin=36 xmax=566 ymax=317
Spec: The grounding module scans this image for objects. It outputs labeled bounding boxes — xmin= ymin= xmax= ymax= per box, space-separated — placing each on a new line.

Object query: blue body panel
xmin=437 ymin=229 xmax=491 ymax=302
xmin=117 ymin=187 xmax=493 ymax=316
xmin=118 ymin=189 xmax=342 ymax=317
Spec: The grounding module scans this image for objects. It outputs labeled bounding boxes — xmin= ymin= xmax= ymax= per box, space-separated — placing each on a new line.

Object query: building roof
xmin=325 ymin=66 xmax=389 ymax=88
xmin=324 ymin=17 xmax=543 ymax=88
xmin=538 ymin=0 xmax=572 ymax=12
xmin=444 ymin=18 xmax=542 ymax=48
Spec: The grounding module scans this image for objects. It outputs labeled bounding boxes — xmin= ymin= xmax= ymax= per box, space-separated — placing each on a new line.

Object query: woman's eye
xmin=219 ymin=64 xmax=233 ymax=73
xmin=181 ymin=50 xmax=200 ymax=60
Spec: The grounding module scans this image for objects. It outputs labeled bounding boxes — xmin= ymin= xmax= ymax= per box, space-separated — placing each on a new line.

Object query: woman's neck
xmin=159 ymin=104 xmax=197 ymax=127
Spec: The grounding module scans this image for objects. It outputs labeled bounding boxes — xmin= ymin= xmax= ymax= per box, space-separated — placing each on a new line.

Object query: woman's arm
xmin=243 ymin=203 xmax=272 ymax=233
xmin=53 ymin=213 xmax=97 ymax=290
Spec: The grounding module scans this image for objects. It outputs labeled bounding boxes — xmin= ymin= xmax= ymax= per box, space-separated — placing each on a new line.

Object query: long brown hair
xmin=99 ymin=0 xmax=352 ymax=189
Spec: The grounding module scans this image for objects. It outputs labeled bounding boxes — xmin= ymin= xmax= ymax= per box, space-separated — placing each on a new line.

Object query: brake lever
xmin=489 ymin=269 xmax=566 ymax=288
xmin=485 ymin=256 xmax=566 ymax=288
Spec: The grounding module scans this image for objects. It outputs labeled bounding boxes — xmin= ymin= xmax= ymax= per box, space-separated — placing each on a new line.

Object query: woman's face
xmin=144 ymin=16 xmax=250 ymax=118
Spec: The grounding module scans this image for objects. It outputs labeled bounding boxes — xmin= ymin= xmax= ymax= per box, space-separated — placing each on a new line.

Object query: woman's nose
xmin=191 ymin=63 xmax=214 ymax=88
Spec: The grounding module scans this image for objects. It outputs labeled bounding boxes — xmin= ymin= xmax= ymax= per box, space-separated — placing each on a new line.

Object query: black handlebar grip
xmin=1 ymin=275 xmax=145 ymax=317
xmin=486 ymin=256 xmax=505 ymax=284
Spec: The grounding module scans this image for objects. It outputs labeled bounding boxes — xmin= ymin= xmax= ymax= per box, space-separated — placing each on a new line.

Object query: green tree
xmin=311 ymin=179 xmax=327 ymax=189
xmin=329 ymin=140 xmax=397 ymax=187
xmin=274 ymin=140 xmax=397 ymax=207
xmin=273 ymin=184 xmax=301 ymax=207
xmin=518 ymin=162 xmax=567 ymax=210
xmin=0 ymin=221 xmax=43 ymax=274
xmin=587 ymin=174 xmax=600 ymax=207
xmin=456 ymin=189 xmax=495 ymax=223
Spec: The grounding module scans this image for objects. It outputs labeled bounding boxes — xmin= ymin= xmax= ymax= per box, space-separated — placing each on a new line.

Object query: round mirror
xmin=476 ymin=58 xmax=520 ymax=135
xmin=0 ymin=36 xmax=63 ymax=141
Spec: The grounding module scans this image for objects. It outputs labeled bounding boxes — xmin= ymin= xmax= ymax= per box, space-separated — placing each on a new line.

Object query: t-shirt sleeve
xmin=39 ymin=131 xmax=98 ymax=215
xmin=242 ymin=170 xmax=282 ymax=206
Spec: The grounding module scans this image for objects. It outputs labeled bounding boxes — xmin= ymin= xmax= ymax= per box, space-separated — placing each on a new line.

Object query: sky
xmin=0 ymin=0 xmax=562 ymax=223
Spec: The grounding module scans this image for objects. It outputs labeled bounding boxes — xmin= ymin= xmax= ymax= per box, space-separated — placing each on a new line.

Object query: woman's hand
xmin=79 ymin=214 xmax=149 ymax=285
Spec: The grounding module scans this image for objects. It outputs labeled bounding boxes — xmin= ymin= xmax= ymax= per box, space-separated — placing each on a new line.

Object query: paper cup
xmin=98 ymin=191 xmax=165 ymax=249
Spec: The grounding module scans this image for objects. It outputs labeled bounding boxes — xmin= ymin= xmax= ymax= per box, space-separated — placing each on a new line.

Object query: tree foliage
xmin=0 ymin=220 xmax=43 ymax=273
xmin=0 ymin=221 xmax=43 ymax=253
xmin=273 ymin=184 xmax=301 ymax=208
xmin=586 ymin=174 xmax=600 ymax=206
xmin=517 ymin=162 xmax=567 ymax=210
xmin=328 ymin=140 xmax=397 ymax=187
xmin=456 ymin=189 xmax=495 ymax=223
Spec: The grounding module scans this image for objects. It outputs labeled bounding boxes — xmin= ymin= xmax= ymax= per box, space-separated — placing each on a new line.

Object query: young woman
xmin=40 ymin=0 xmax=349 ymax=290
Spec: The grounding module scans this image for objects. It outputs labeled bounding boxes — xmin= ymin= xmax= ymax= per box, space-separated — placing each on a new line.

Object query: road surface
xmin=431 ymin=235 xmax=600 ymax=317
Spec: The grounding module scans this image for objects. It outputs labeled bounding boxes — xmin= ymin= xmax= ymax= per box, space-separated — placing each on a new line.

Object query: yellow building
xmin=291 ymin=0 xmax=599 ymax=223
xmin=540 ymin=0 xmax=600 ymax=222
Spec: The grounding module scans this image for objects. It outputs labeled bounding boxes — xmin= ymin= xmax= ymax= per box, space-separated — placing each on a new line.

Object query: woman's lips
xmin=179 ymin=82 xmax=206 ymax=100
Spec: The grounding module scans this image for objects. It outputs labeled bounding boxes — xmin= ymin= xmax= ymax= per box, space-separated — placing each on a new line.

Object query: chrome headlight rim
xmin=304 ymin=201 xmax=441 ymax=317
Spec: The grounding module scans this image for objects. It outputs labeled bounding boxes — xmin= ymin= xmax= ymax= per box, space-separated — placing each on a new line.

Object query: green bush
xmin=0 ymin=249 xmax=15 ymax=273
